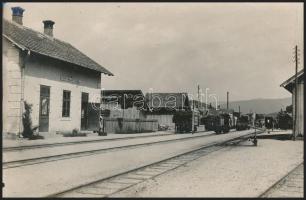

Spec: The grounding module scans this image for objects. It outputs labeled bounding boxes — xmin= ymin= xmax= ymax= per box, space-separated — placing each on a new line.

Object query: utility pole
xmin=122 ymin=94 xmax=125 ymax=119
xmin=198 ymin=84 xmax=200 ymax=108
xmin=100 ymin=90 xmax=105 ymax=135
xmin=192 ymin=95 xmax=195 ymax=134
xmin=293 ymin=45 xmax=299 ymax=140
xmin=192 ymin=85 xmax=200 ymax=134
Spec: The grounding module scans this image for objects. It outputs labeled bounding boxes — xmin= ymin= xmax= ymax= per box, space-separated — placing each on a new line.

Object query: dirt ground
xmin=111 ymin=138 xmax=303 ymax=197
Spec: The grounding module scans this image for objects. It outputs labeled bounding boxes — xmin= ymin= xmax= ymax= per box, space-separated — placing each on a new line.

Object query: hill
xmin=219 ymin=97 xmax=291 ymax=114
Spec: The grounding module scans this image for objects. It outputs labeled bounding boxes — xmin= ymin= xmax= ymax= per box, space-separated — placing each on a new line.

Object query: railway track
xmin=49 ymin=130 xmax=262 ymax=198
xmin=3 ymin=131 xmax=218 ymax=169
xmin=3 ymin=132 xmax=176 ymax=152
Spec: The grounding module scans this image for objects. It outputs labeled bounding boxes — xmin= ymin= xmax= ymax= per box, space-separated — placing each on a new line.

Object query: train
xmin=200 ymin=115 xmax=216 ymax=131
xmin=264 ymin=116 xmax=275 ymax=130
xmin=174 ymin=110 xmax=253 ymax=134
xmin=213 ymin=113 xmax=231 ymax=134
xmin=200 ymin=114 xmax=231 ymax=134
xmin=276 ymin=112 xmax=293 ymax=130
xmin=264 ymin=112 xmax=292 ymax=131
xmin=236 ymin=115 xmax=251 ymax=131
xmin=172 ymin=109 xmax=203 ymax=133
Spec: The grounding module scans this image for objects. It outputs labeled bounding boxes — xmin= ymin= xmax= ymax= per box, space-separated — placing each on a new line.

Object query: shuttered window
xmin=62 ymin=90 xmax=71 ymax=117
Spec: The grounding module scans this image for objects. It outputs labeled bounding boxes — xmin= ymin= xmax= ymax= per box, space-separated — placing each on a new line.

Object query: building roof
xmin=145 ymin=93 xmax=190 ymax=110
xmin=280 ymin=68 xmax=304 ymax=93
xmin=101 ymin=90 xmax=145 ymax=109
xmin=3 ymin=19 xmax=113 ymax=75
xmin=102 ymin=90 xmax=144 ymax=96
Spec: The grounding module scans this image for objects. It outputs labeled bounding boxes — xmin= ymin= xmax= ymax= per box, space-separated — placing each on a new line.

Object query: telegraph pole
xmin=198 ymin=84 xmax=200 ymax=107
xmin=293 ymin=45 xmax=299 ymax=140
xmin=122 ymin=94 xmax=125 ymax=119
xmin=192 ymin=95 xmax=195 ymax=134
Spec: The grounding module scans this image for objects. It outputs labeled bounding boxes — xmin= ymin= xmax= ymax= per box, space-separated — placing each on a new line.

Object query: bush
xmin=22 ymin=101 xmax=42 ymax=139
xmin=72 ymin=128 xmax=79 ymax=136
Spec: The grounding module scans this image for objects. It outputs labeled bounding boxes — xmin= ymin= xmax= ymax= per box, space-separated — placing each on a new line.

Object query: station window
xmin=62 ymin=90 xmax=71 ymax=117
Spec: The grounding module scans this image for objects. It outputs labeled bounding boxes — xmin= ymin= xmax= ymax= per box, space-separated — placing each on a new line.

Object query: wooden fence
xmin=104 ymin=118 xmax=158 ymax=134
xmin=146 ymin=114 xmax=175 ymax=129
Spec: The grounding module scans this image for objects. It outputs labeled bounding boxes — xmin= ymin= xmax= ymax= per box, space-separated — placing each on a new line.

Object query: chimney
xmin=43 ymin=20 xmax=55 ymax=37
xmin=11 ymin=7 xmax=25 ymax=25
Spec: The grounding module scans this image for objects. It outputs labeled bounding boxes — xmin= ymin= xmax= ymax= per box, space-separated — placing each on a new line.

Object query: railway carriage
xmin=200 ymin=114 xmax=231 ymax=134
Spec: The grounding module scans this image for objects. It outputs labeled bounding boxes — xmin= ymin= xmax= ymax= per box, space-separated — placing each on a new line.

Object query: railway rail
xmin=3 ymin=131 xmax=219 ymax=169
xmin=49 ymin=130 xmax=263 ymax=197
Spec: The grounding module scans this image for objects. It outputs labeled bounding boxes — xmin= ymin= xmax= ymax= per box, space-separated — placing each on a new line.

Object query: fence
xmin=146 ymin=114 xmax=175 ymax=130
xmin=104 ymin=118 xmax=158 ymax=134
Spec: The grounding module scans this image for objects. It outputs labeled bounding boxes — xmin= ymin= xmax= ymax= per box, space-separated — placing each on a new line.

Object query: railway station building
xmin=280 ymin=68 xmax=304 ymax=138
xmin=2 ymin=7 xmax=113 ymax=137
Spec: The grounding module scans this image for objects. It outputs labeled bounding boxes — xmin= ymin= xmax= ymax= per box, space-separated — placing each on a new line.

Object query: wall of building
xmin=292 ymin=82 xmax=304 ymax=136
xmin=2 ymin=38 xmax=23 ymax=135
xmin=22 ymin=53 xmax=102 ymax=133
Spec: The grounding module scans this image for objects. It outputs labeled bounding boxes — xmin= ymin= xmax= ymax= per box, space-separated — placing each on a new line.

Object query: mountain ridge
xmin=219 ymin=97 xmax=291 ymax=114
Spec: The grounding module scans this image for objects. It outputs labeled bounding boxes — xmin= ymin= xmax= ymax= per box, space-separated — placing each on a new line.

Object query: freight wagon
xmin=200 ymin=114 xmax=231 ymax=134
xmin=172 ymin=110 xmax=200 ymax=133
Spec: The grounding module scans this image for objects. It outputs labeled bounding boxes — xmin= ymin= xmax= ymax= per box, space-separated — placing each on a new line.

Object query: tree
xmin=286 ymin=105 xmax=293 ymax=113
xmin=22 ymin=101 xmax=41 ymax=139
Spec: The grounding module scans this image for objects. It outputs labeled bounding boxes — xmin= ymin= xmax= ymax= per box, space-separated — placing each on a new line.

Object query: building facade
xmin=2 ymin=7 xmax=113 ymax=136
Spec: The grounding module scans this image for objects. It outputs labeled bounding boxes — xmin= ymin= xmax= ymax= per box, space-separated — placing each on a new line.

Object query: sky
xmin=3 ymin=3 xmax=304 ymax=102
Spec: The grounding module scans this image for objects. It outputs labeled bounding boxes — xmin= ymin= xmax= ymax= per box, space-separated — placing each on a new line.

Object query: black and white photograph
xmin=1 ymin=1 xmax=304 ymax=198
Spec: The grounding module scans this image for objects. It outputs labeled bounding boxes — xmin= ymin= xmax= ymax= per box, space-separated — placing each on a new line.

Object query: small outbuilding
xmin=145 ymin=93 xmax=190 ymax=129
xmin=280 ymin=68 xmax=304 ymax=138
